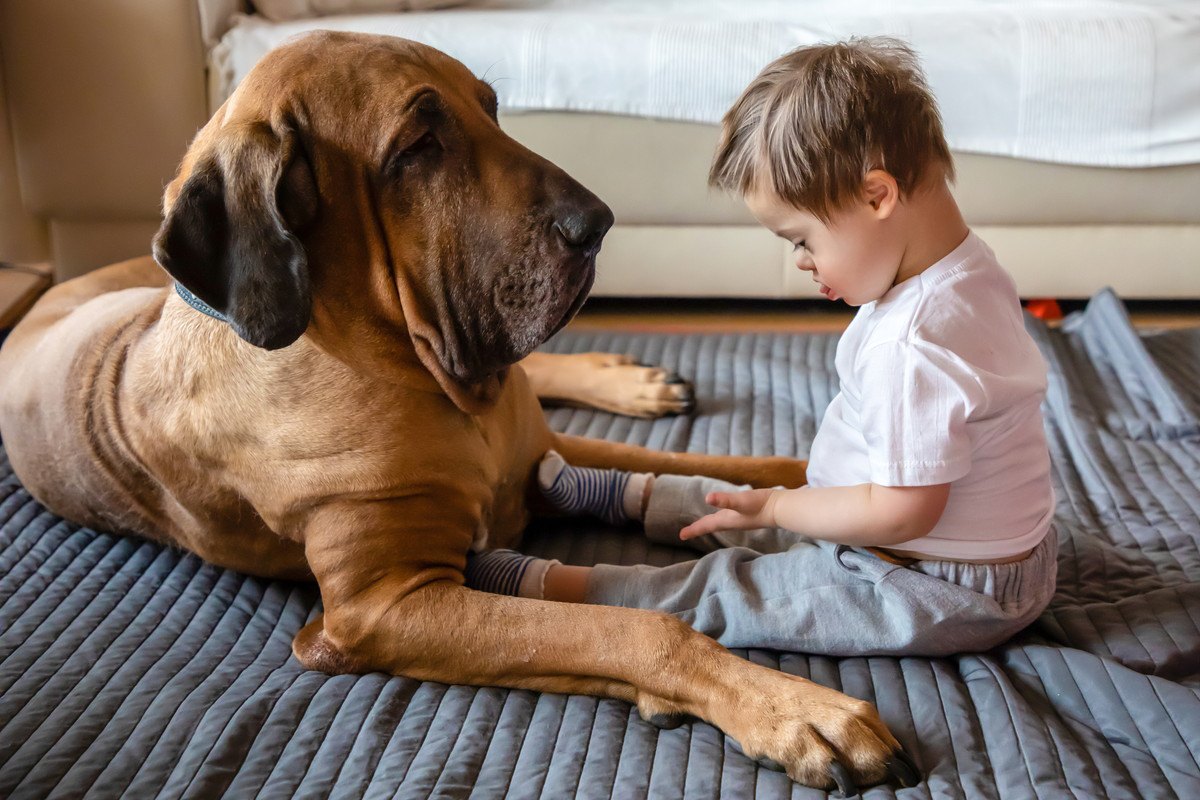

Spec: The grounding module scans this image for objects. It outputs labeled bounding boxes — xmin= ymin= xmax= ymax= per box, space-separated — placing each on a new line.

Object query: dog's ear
xmin=153 ymin=122 xmax=319 ymax=350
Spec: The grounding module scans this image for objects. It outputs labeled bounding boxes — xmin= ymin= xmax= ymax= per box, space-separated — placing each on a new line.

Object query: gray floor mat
xmin=1 ymin=289 xmax=1197 ymax=798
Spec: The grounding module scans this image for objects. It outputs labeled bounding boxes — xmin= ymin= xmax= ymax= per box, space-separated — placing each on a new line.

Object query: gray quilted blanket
xmin=1 ymin=289 xmax=1198 ymax=798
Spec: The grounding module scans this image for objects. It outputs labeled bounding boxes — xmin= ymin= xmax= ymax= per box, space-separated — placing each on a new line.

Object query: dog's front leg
xmin=552 ymin=433 xmax=809 ymax=489
xmin=292 ymin=498 xmax=911 ymax=791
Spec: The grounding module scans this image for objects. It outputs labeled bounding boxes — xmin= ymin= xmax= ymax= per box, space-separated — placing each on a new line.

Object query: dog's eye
xmin=404 ymin=132 xmax=439 ymax=158
xmin=390 ymin=131 xmax=440 ymax=173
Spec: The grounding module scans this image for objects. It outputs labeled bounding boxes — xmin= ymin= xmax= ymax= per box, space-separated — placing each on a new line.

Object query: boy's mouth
xmin=817 ymin=282 xmax=839 ymax=301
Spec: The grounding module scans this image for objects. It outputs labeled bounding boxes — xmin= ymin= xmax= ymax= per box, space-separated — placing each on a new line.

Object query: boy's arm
xmin=680 ymin=483 xmax=950 ymax=547
xmin=770 ymin=483 xmax=950 ymax=546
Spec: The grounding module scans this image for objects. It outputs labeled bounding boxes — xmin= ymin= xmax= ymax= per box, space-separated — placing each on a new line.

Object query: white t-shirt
xmin=805 ymin=231 xmax=1055 ymax=560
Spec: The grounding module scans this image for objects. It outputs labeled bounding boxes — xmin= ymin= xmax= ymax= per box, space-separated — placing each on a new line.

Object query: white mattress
xmin=211 ymin=0 xmax=1200 ymax=168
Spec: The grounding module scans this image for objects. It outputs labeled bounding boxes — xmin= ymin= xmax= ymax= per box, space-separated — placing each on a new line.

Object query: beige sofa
xmin=3 ymin=0 xmax=1199 ymax=297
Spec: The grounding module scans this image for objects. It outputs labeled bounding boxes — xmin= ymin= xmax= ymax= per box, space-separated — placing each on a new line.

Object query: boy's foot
xmin=538 ymin=450 xmax=651 ymax=525
xmin=464 ymin=549 xmax=559 ymax=599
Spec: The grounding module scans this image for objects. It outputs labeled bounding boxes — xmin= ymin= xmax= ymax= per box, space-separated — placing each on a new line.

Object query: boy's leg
xmin=467 ymin=469 xmax=807 ymax=604
xmin=586 ymin=539 xmax=902 ymax=653
xmin=644 ymin=474 xmax=809 ymax=554
xmin=586 ymin=533 xmax=1060 ymax=656
xmin=536 ymin=450 xmax=807 ymax=554
xmin=469 ymin=534 xmax=1059 ymax=655
xmin=467 ymin=544 xmax=866 ymax=650
xmin=504 ymin=453 xmax=813 ymax=613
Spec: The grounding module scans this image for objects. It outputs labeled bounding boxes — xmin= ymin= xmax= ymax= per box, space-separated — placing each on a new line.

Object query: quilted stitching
xmin=1 ymin=290 xmax=1198 ymax=799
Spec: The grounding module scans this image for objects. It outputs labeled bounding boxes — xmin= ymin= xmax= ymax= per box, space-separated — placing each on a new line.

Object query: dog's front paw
xmin=579 ymin=353 xmax=696 ymax=418
xmin=723 ymin=672 xmax=919 ymax=793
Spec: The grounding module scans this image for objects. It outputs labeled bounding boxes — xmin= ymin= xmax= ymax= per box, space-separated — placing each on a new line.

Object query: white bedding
xmin=211 ymin=0 xmax=1200 ymax=167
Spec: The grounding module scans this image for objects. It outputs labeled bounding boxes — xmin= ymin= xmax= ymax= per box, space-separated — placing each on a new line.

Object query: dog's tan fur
xmin=0 ymin=33 xmax=904 ymax=788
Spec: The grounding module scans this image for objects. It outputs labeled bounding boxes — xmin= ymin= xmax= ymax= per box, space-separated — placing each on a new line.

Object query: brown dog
xmin=0 ymin=32 xmax=913 ymax=790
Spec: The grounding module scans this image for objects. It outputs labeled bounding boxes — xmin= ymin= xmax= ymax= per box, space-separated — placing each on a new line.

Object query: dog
xmin=0 ymin=32 xmax=915 ymax=791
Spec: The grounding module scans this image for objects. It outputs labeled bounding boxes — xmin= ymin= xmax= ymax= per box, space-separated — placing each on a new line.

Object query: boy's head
xmin=710 ymin=37 xmax=953 ymax=220
xmin=710 ymin=38 xmax=959 ymax=306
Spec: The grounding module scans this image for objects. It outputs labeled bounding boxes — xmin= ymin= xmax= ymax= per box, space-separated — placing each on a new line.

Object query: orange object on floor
xmin=1025 ymin=298 xmax=1063 ymax=321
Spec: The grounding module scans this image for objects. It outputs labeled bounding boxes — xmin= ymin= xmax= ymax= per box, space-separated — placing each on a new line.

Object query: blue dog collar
xmin=175 ymin=283 xmax=227 ymax=322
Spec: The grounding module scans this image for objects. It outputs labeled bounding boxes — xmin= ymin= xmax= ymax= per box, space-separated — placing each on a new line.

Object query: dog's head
xmin=153 ymin=32 xmax=612 ymax=412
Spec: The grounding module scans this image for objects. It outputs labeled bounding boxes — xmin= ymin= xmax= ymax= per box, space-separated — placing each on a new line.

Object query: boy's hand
xmin=679 ymin=488 xmax=781 ymax=540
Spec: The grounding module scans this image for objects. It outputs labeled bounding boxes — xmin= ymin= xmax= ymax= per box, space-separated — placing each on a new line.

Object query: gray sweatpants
xmin=585 ymin=475 xmax=1058 ymax=657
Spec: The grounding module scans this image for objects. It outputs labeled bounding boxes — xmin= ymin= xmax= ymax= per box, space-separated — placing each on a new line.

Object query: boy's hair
xmin=709 ymin=37 xmax=954 ymax=221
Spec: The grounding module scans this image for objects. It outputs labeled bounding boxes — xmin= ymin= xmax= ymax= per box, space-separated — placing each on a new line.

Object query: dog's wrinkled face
xmin=365 ymin=49 xmax=612 ymax=387
xmin=154 ymin=32 xmax=612 ymax=408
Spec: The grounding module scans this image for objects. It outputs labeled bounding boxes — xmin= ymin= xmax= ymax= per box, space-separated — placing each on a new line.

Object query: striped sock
xmin=538 ymin=450 xmax=650 ymax=525
xmin=464 ymin=549 xmax=558 ymax=599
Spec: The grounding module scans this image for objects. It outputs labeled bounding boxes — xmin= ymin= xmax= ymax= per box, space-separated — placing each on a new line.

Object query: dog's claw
xmin=667 ymin=378 xmax=696 ymax=416
xmin=829 ymin=762 xmax=858 ymax=797
xmin=887 ymin=749 xmax=920 ymax=787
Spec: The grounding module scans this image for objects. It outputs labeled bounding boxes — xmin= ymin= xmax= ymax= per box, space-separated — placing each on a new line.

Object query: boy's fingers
xmin=707 ymin=492 xmax=732 ymax=508
xmin=691 ymin=510 xmax=757 ymax=539
xmin=723 ymin=496 xmax=755 ymax=514
xmin=681 ymin=510 xmax=734 ymax=539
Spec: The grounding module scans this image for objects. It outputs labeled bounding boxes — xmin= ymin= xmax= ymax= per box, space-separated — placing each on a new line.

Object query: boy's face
xmin=744 ymin=183 xmax=903 ymax=307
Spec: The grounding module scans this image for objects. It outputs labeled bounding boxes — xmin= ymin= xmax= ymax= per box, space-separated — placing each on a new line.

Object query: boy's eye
xmin=792 ymin=240 xmax=807 ymax=252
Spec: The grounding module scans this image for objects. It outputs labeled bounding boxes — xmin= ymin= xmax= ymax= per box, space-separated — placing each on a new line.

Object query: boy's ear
xmin=863 ymin=170 xmax=899 ymax=220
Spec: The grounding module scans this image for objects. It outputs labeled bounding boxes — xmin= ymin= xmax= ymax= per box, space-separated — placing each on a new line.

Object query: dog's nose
xmin=554 ymin=199 xmax=614 ymax=253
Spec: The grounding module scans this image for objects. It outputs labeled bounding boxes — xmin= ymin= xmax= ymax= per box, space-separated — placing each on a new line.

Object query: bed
xmin=2 ymin=290 xmax=1198 ymax=798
